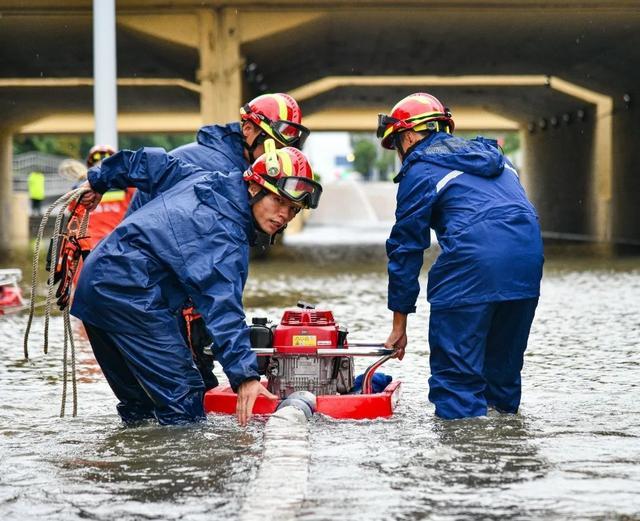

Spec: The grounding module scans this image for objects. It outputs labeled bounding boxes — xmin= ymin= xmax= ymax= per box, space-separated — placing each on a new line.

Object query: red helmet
xmin=240 ymin=93 xmax=310 ymax=149
xmin=243 ymin=142 xmax=322 ymax=209
xmin=86 ymin=144 xmax=116 ymax=167
xmin=377 ymin=93 xmax=455 ymax=150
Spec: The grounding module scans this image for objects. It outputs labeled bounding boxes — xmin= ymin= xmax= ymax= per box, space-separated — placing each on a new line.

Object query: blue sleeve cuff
xmin=87 ymin=166 xmax=109 ymax=194
xmin=388 ymin=302 xmax=417 ymax=314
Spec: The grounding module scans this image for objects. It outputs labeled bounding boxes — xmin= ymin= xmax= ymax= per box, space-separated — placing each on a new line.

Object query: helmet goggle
xmin=253 ymin=173 xmax=322 ymax=210
xmin=377 ymin=111 xmax=452 ymax=148
xmin=242 ymin=104 xmax=310 ymax=149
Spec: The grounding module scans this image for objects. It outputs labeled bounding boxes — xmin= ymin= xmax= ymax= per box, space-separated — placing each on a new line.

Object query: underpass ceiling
xmin=0 ymin=86 xmax=199 ymax=128
xmin=0 ymin=4 xmax=637 ymax=130
xmin=300 ymin=85 xmax=587 ymax=127
xmin=242 ymin=9 xmax=639 ymax=117
xmin=0 ymin=16 xmax=198 ymax=79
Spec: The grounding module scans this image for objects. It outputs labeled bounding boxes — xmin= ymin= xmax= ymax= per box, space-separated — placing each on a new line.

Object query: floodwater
xmin=1 ymin=244 xmax=639 ymax=520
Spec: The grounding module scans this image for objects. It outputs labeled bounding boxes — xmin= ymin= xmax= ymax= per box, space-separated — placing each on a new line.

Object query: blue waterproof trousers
xmin=84 ymin=323 xmax=206 ymax=425
xmin=428 ymin=298 xmax=538 ymax=419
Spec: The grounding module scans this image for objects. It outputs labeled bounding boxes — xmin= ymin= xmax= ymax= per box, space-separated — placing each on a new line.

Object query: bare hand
xmin=236 ymin=379 xmax=277 ymax=427
xmin=385 ymin=329 xmax=407 ymax=360
xmin=77 ymin=181 xmax=103 ymax=212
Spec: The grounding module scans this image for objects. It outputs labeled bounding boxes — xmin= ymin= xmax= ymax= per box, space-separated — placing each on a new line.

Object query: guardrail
xmin=12 ymin=151 xmax=77 ymax=196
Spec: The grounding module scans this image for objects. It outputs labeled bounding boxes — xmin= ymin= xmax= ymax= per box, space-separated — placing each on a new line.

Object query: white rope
xmin=23 ymin=187 xmax=90 ymax=418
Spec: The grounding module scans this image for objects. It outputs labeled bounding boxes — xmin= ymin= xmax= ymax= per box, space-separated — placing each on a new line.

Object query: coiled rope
xmin=23 ymin=187 xmax=90 ymax=417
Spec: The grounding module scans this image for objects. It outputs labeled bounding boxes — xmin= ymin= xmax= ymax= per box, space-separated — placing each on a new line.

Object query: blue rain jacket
xmin=126 ymin=123 xmax=248 ymax=215
xmin=71 ymin=147 xmax=259 ymax=391
xmin=387 ymin=132 xmax=543 ymax=313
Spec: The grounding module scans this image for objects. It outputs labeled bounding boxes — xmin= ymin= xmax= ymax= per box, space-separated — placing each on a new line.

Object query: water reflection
xmin=63 ymin=421 xmax=262 ymax=503
xmin=430 ymin=414 xmax=548 ymax=489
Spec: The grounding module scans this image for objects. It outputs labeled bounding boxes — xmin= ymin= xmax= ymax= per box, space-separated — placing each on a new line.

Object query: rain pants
xmin=386 ymin=132 xmax=543 ymax=419
xmin=71 ymin=147 xmax=259 ymax=424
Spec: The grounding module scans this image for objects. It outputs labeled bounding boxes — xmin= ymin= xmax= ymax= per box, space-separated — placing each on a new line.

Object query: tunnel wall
xmin=522 ymin=118 xmax=594 ymax=237
xmin=611 ymin=101 xmax=640 ymax=245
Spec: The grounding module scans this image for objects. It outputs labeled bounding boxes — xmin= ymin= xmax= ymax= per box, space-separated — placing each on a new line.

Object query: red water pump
xmin=250 ymin=302 xmax=353 ymax=397
xmin=203 ymin=302 xmax=401 ymax=419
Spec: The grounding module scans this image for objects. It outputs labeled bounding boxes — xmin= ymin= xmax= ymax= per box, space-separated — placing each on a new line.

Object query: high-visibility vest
xmin=27 ymin=171 xmax=45 ymax=200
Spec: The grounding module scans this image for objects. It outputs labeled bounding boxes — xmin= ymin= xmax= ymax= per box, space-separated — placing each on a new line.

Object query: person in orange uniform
xmin=80 ymin=145 xmax=135 ymax=249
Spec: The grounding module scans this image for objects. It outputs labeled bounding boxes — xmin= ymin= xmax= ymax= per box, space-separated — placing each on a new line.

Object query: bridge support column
xmin=198 ymin=8 xmax=243 ymax=125
xmin=0 ymin=129 xmax=13 ymax=254
xmin=592 ymin=104 xmax=613 ymax=244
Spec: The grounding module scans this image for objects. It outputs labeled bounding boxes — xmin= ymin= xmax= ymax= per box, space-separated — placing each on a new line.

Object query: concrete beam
xmin=119 ymin=14 xmax=200 ymax=48
xmin=0 ymin=77 xmax=201 ymax=93
xmin=303 ymin=107 xmax=518 ymax=132
xmin=18 ymin=112 xmax=202 ymax=134
xmin=289 ymin=75 xmax=552 ymax=102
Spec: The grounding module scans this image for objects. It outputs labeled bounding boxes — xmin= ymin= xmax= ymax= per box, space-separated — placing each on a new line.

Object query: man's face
xmin=250 ymin=187 xmax=301 ymax=235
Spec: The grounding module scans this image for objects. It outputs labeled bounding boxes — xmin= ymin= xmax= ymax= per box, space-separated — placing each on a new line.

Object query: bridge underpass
xmin=0 ymin=0 xmax=638 ymax=252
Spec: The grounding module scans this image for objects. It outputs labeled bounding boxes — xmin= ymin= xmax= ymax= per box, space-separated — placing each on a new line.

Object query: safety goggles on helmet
xmin=376 ymin=114 xmax=400 ymax=139
xmin=377 ymin=112 xmax=451 ymax=143
xmin=273 ymin=175 xmax=322 ymax=209
xmin=242 ymin=104 xmax=310 ymax=149
xmin=249 ymin=172 xmax=322 ymax=210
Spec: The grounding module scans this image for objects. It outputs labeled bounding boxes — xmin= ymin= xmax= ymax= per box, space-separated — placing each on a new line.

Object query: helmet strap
xmin=248 ymin=186 xmax=269 ymax=207
xmin=270 ymin=224 xmax=287 ymax=245
xmin=243 ymin=130 xmax=267 ymax=163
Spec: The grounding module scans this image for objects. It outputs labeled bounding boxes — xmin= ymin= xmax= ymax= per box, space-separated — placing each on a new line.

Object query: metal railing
xmin=13 ymin=152 xmax=77 ymax=196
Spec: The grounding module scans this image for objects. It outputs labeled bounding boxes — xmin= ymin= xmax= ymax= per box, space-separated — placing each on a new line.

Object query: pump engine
xmin=249 ymin=302 xmax=354 ymax=398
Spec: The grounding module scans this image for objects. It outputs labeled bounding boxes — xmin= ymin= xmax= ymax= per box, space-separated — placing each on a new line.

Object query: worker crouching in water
xmin=71 ymin=142 xmax=322 ymax=426
xmin=378 ymin=93 xmax=544 ymax=420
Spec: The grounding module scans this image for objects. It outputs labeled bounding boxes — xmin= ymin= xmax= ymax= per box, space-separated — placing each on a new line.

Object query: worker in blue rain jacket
xmin=72 ymin=142 xmax=322 ymax=426
xmin=377 ymin=92 xmax=544 ymax=420
xmin=125 ymin=93 xmax=310 ymax=393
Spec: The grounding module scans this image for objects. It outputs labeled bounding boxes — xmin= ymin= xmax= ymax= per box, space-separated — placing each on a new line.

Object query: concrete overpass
xmin=1 ymin=0 xmax=638 ymax=252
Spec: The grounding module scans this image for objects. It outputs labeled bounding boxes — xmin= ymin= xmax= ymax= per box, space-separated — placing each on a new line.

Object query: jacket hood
xmin=396 ymin=133 xmax=505 ymax=182
xmin=196 ymin=123 xmax=246 ymax=170
xmin=193 ymin=169 xmax=255 ymax=241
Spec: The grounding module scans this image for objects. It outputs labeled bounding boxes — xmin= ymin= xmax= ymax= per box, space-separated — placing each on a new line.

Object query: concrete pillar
xmin=11 ymin=192 xmax=29 ymax=251
xmin=198 ymin=8 xmax=243 ymax=125
xmin=591 ymin=101 xmax=613 ymax=243
xmin=0 ymin=129 xmax=13 ymax=254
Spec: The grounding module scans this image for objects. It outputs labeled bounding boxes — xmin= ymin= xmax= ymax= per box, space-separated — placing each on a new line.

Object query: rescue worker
xmin=27 ymin=170 xmax=45 ymax=216
xmin=71 ymin=142 xmax=322 ymax=427
xmin=81 ymin=145 xmax=135 ymax=249
xmin=378 ymin=93 xmax=543 ymax=420
xmin=125 ymin=93 xmax=310 ymax=391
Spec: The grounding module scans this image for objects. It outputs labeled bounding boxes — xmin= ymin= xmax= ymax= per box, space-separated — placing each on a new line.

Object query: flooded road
xmin=1 ymin=246 xmax=639 ymax=520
